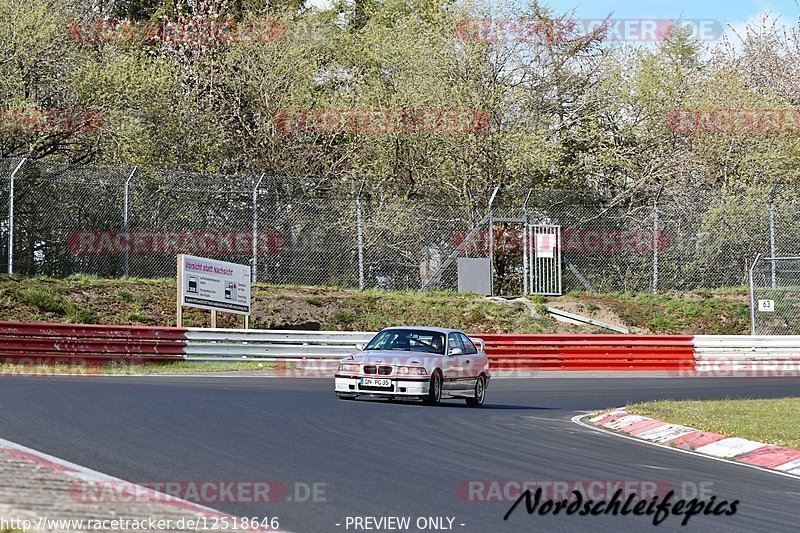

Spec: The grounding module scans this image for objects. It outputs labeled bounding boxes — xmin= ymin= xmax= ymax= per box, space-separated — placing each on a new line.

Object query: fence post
xmin=356 ymin=180 xmax=365 ymax=290
xmin=6 ymin=158 xmax=26 ymax=275
xmin=769 ymin=189 xmax=776 ymax=289
xmin=487 ymin=187 xmax=500 ymax=296
xmin=123 ymin=166 xmax=138 ymax=277
xmin=749 ymin=253 xmax=760 ymax=336
xmin=652 ymin=187 xmax=663 ymax=295
xmin=252 ymin=173 xmax=266 ymax=283
xmin=522 ymin=188 xmax=533 ymax=295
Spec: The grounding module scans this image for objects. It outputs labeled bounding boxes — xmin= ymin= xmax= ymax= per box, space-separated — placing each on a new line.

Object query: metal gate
xmin=524 ymin=224 xmax=562 ymax=295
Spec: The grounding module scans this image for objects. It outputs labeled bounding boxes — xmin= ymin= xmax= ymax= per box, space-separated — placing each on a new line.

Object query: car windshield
xmin=364 ymin=329 xmax=445 ymax=355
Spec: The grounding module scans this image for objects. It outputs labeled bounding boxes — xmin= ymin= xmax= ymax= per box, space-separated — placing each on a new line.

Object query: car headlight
xmin=397 ymin=366 xmax=427 ymax=375
xmin=339 ymin=363 xmax=360 ymax=373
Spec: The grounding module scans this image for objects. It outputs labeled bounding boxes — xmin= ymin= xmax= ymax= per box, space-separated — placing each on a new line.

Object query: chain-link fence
xmin=0 ymin=157 xmax=791 ymax=294
xmin=749 ymin=255 xmax=800 ymax=335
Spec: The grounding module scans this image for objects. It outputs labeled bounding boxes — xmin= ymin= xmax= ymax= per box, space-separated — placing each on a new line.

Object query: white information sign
xmin=758 ymin=299 xmax=775 ymax=313
xmin=178 ymin=254 xmax=251 ymax=315
xmin=535 ymin=233 xmax=556 ymax=259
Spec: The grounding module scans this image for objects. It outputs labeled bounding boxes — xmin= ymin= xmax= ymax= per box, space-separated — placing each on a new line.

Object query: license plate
xmin=360 ymin=378 xmax=391 ymax=388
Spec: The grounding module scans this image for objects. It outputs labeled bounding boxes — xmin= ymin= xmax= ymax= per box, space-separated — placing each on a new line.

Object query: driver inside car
xmin=430 ymin=335 xmax=443 ymax=353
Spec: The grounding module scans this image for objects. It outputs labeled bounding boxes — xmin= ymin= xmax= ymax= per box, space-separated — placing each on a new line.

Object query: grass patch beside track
xmin=0 ymin=361 xmax=274 ymax=376
xmin=626 ymin=398 xmax=800 ymax=449
xmin=555 ymin=289 xmax=749 ymax=335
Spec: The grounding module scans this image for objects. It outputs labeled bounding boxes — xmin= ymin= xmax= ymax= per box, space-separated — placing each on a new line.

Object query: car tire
xmin=465 ymin=375 xmax=486 ymax=408
xmin=337 ymin=393 xmax=357 ymax=400
xmin=424 ymin=370 xmax=442 ymax=406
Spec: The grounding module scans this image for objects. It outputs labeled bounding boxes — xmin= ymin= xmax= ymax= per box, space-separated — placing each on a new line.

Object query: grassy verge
xmin=551 ymin=288 xmax=749 ymax=335
xmin=0 ymin=361 xmax=275 ymax=375
xmin=626 ymin=398 xmax=800 ymax=449
xmin=0 ymin=274 xmax=752 ymax=334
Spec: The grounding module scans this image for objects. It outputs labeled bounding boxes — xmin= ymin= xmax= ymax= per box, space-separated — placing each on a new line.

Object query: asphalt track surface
xmin=1 ymin=376 xmax=799 ymax=533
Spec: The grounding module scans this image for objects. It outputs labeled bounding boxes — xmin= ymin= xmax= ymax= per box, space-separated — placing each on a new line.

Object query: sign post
xmin=177 ymin=254 xmax=251 ymax=328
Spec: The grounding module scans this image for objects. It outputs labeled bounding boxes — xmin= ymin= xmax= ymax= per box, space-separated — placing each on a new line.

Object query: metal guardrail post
xmin=252 ymin=173 xmax=266 ymax=283
xmin=356 ymin=180 xmax=365 ymax=290
xmin=749 ymin=253 xmax=761 ymax=336
xmin=6 ymin=158 xmax=26 ymax=275
xmin=123 ymin=166 xmax=138 ymax=277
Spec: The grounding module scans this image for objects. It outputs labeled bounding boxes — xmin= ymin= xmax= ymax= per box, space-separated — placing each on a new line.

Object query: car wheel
xmin=424 ymin=370 xmax=442 ymax=406
xmin=337 ymin=393 xmax=357 ymax=400
xmin=465 ymin=376 xmax=486 ymax=408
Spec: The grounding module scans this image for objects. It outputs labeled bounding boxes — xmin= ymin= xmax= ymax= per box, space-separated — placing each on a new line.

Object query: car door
xmin=459 ymin=333 xmax=482 ymax=381
xmin=444 ymin=333 xmax=469 ymax=391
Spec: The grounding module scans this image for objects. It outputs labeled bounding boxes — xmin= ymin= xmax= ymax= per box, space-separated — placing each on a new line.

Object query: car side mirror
xmin=355 ymin=343 xmax=364 ymax=351
xmin=449 ymin=347 xmax=463 ymax=356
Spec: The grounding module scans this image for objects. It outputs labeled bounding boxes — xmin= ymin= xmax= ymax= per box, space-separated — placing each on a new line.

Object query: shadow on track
xmin=353 ymin=398 xmax=552 ymax=410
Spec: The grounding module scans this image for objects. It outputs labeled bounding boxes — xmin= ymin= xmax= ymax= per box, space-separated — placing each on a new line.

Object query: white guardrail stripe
xmin=693 ymin=335 xmax=800 ymax=369
xmin=184 ymin=329 xmax=486 ymax=362
xmin=185 ymin=328 xmax=375 ymax=360
xmin=186 ymin=329 xmax=376 ymax=343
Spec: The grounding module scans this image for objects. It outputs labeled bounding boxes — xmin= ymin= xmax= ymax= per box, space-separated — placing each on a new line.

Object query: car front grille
xmin=363 ymin=365 xmax=377 ymax=375
xmin=378 ymin=366 xmax=392 ymax=375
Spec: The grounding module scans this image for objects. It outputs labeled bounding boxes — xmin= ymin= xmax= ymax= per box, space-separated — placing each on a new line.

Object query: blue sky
xmin=544 ymin=0 xmax=797 ymax=25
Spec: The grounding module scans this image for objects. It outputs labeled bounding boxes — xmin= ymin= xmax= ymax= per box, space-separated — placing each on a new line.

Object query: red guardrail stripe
xmin=485 ymin=346 xmax=693 ymax=353
xmin=475 ymin=333 xmax=696 ymax=371
xmin=476 ymin=334 xmax=694 ymax=340
xmin=0 ymin=338 xmax=186 ymax=355
xmin=483 ymin=340 xmax=693 ymax=348
xmin=0 ymin=354 xmax=183 ymax=362
xmin=0 ymin=321 xmax=187 ymax=361
xmin=0 ymin=321 xmax=188 ymax=340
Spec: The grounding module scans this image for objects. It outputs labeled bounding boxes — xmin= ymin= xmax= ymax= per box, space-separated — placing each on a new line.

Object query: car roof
xmin=380 ymin=326 xmax=464 ymax=335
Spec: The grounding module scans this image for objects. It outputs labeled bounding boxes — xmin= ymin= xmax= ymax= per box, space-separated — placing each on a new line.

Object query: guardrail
xmin=2 ymin=321 xmax=799 ymax=375
xmin=479 ymin=334 xmax=696 ymax=371
xmin=0 ymin=322 xmax=186 ymax=362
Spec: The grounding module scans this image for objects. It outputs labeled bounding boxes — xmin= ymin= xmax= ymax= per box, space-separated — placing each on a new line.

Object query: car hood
xmin=340 ymin=350 xmax=445 ymax=369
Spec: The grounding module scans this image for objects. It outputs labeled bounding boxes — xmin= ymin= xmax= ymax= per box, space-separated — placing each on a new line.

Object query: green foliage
xmin=65 ymin=303 xmax=100 ymax=324
xmin=118 ymin=291 xmax=136 ymax=302
xmin=16 ymin=288 xmax=65 ymax=313
xmin=3 ymin=0 xmax=800 ymax=192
